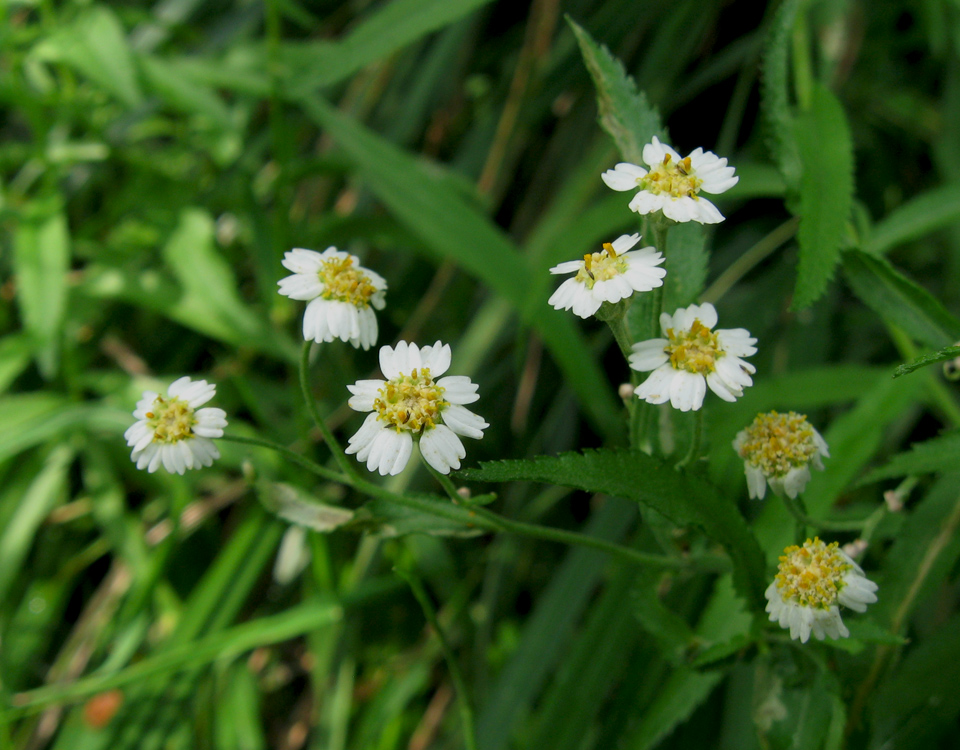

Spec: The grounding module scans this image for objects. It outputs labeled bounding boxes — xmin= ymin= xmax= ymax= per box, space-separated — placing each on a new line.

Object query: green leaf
xmin=13 ymin=209 xmax=70 ymax=379
xmin=894 ymin=344 xmax=960 ymax=378
xmin=870 ymin=613 xmax=960 ymax=750
xmin=688 ymin=633 xmax=753 ymax=669
xmin=792 ymin=83 xmax=854 ymax=310
xmin=256 ymin=481 xmax=355 ymax=531
xmin=859 ymin=431 xmax=960 ymax=484
xmin=0 ymin=334 xmax=35 ymax=395
xmin=631 ymin=571 xmax=697 ymax=664
xmin=352 ymin=493 xmax=483 ymax=538
xmin=865 ymin=182 xmax=960 ymax=255
xmin=139 ymin=55 xmax=234 ymax=130
xmin=32 ymin=7 xmax=143 ymax=107
xmin=842 ymin=248 xmax=960 ymax=348
xmin=567 ymin=17 xmax=664 ymax=164
xmin=626 ymin=668 xmax=725 ymax=750
xmin=297 ymin=95 xmax=624 ymax=440
xmin=662 ymin=222 xmax=708 ymax=311
xmin=461 ymin=449 xmax=766 ymax=610
xmin=760 ymin=0 xmax=802 ymax=190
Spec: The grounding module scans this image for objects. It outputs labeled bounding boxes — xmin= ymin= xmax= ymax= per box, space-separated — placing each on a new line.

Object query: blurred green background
xmin=3 ymin=0 xmax=960 ymax=748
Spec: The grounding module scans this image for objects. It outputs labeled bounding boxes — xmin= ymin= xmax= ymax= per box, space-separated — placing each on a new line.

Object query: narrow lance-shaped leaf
xmin=460 ymin=449 xmax=767 ymax=610
xmin=894 ymin=344 xmax=960 ymax=378
xmin=792 ymin=83 xmax=854 ymax=310
xmin=859 ymin=431 xmax=960 ymax=484
xmin=760 ymin=0 xmax=802 ymax=190
xmin=865 ymin=182 xmax=960 ymax=256
xmin=567 ymin=16 xmax=664 ymax=164
xmin=842 ymin=248 xmax=960 ymax=349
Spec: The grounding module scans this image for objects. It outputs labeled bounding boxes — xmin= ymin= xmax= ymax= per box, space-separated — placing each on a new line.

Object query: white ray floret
xmin=278 ymin=246 xmax=387 ymax=350
xmin=547 ymin=234 xmax=666 ymax=319
xmin=601 ymin=137 xmax=739 ymax=224
xmin=345 ymin=341 xmax=488 ymax=476
xmin=124 ymin=376 xmax=227 ymax=475
xmin=629 ymin=302 xmax=756 ymax=412
xmin=733 ymin=411 xmax=830 ymax=499
xmin=765 ymin=537 xmax=878 ymax=643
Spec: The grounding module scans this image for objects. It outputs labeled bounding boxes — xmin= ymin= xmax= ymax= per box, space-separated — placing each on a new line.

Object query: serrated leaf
xmin=688 ymin=633 xmax=753 ymax=669
xmin=13 ymin=209 xmax=70 ymax=379
xmin=760 ymin=0 xmax=802 ymax=190
xmin=256 ymin=481 xmax=354 ymax=531
xmin=631 ymin=571 xmax=697 ymax=663
xmin=859 ymin=431 xmax=960 ymax=484
xmin=460 ymin=449 xmax=766 ymax=610
xmin=894 ymin=344 xmax=960 ymax=378
xmin=792 ymin=83 xmax=853 ymax=310
xmin=568 ymin=17 xmax=664 ymax=164
xmin=842 ymin=248 xmax=960 ymax=349
xmin=662 ymin=221 xmax=708 ymax=311
xmin=865 ymin=182 xmax=960 ymax=256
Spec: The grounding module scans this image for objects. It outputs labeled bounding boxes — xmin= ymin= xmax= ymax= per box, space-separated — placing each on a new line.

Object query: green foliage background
xmin=2 ymin=0 xmax=960 ymax=748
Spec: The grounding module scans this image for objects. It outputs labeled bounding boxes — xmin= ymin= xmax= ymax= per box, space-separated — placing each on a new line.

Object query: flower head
xmin=345 ymin=341 xmax=488 ymax=476
xmin=733 ymin=411 xmax=829 ymax=499
xmin=601 ymin=137 xmax=738 ymax=224
xmin=124 ymin=377 xmax=227 ymax=475
xmin=765 ymin=537 xmax=878 ymax=643
xmin=547 ymin=233 xmax=666 ymax=319
xmin=278 ymin=247 xmax=387 ymax=350
xmin=628 ymin=302 xmax=756 ymax=411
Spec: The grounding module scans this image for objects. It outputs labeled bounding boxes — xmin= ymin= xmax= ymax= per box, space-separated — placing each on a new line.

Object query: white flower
xmin=601 ymin=137 xmax=739 ymax=224
xmin=765 ymin=537 xmax=878 ymax=643
xmin=733 ymin=411 xmax=830 ymax=499
xmin=345 ymin=341 xmax=488 ymax=476
xmin=278 ymin=247 xmax=387 ymax=350
xmin=547 ymin=234 xmax=666 ymax=319
xmin=124 ymin=377 xmax=227 ymax=475
xmin=628 ymin=302 xmax=756 ymax=412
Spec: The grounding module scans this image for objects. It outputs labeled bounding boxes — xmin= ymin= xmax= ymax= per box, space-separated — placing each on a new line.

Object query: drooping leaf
xmin=460 ymin=449 xmax=766 ymax=610
xmin=894 ymin=344 xmax=960 ymax=378
xmin=859 ymin=431 xmax=960 ymax=484
xmin=567 ymin=17 xmax=664 ymax=164
xmin=842 ymin=248 xmax=960 ymax=348
xmin=13 ymin=209 xmax=70 ymax=379
xmin=256 ymin=481 xmax=355 ymax=531
xmin=760 ymin=0 xmax=802 ymax=190
xmin=865 ymin=182 xmax=960 ymax=256
xmin=792 ymin=83 xmax=854 ymax=310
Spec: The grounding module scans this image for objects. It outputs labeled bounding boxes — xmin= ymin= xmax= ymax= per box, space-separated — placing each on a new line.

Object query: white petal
xmin=642 ymin=137 xmax=681 ymax=167
xmin=436 ymin=375 xmax=479 ymax=405
xmin=281 ymin=248 xmax=325 ymax=274
xmin=628 ymin=339 xmax=669 ymax=372
xmin=746 ymin=464 xmax=767 ymax=499
xmin=420 ymin=341 xmax=451 ymax=377
xmin=601 ymin=163 xmax=647 ymax=191
xmin=610 ymin=233 xmax=642 ymax=253
xmin=669 ymin=370 xmax=706 ymax=412
xmin=441 ymin=404 xmax=488 ymax=439
xmin=419 ymin=425 xmax=466 ymax=474
xmin=693 ymin=197 xmax=725 ymax=224
xmin=634 ymin=365 xmax=676 ymax=405
xmin=277 ymin=273 xmax=324 ymax=301
xmin=347 ymin=380 xmax=384 ymax=412
xmin=717 ymin=328 xmax=757 ymax=357
xmin=550 ymin=259 xmax=584 ymax=275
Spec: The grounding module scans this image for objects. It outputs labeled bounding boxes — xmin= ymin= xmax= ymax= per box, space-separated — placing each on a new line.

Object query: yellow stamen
xmin=639 ymin=152 xmax=703 ymax=199
xmin=147 ymin=396 xmax=196 ymax=443
xmin=574 ymin=243 xmax=628 ymax=289
xmin=319 ymin=255 xmax=378 ymax=308
xmin=775 ymin=538 xmax=851 ymax=609
xmin=664 ymin=319 xmax=723 ymax=375
xmin=737 ymin=411 xmax=819 ymax=477
xmin=373 ymin=367 xmax=448 ymax=433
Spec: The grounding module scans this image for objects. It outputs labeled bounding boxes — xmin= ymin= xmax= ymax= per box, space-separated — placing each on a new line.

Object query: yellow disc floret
xmin=145 ymin=397 xmax=196 ymax=443
xmin=373 ymin=368 xmax=448 ymax=433
xmin=737 ymin=411 xmax=818 ymax=477
xmin=665 ymin=319 xmax=723 ymax=374
xmin=574 ymin=242 xmax=629 ymax=289
xmin=775 ymin=538 xmax=851 ymax=609
xmin=639 ymin=154 xmax=703 ymax=199
xmin=319 ymin=255 xmax=378 ymax=307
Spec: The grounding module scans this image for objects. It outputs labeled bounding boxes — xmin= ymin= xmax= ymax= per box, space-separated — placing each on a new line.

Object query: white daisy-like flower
xmin=277 ymin=247 xmax=387 ymax=350
xmin=601 ymin=137 xmax=739 ymax=224
xmin=733 ymin=411 xmax=830 ymax=500
xmin=345 ymin=341 xmax=488 ymax=476
xmin=547 ymin=233 xmax=666 ymax=319
xmin=765 ymin=537 xmax=878 ymax=643
xmin=124 ymin=377 xmax=227 ymax=475
xmin=628 ymin=302 xmax=756 ymax=412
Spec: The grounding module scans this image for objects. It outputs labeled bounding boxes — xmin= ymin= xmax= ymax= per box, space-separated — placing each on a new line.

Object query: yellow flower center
xmin=146 ymin=396 xmax=196 ymax=443
xmin=639 ymin=154 xmax=702 ymax=199
xmin=665 ymin=319 xmax=722 ymax=374
xmin=574 ymin=242 xmax=628 ymax=289
xmin=373 ymin=368 xmax=448 ymax=433
xmin=319 ymin=255 xmax=378 ymax=308
xmin=775 ymin=538 xmax=850 ymax=609
xmin=737 ymin=411 xmax=818 ymax=477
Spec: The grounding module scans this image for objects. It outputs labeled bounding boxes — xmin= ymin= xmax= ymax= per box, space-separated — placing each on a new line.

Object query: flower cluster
xmin=734 ymin=411 xmax=829 ymax=499
xmin=765 ymin=538 xmax=878 ymax=642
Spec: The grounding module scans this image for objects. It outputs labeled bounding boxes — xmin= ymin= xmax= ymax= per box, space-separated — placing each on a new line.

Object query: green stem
xmin=422 ymin=457 xmax=465 ymax=503
xmin=220 ymin=434 xmax=349 ymax=484
xmin=300 ymin=341 xmax=359 ymax=479
xmin=607 ymin=312 xmax=634 ymax=362
xmin=780 ymin=493 xmax=869 ymax=533
xmin=394 ymin=567 xmax=478 ymax=750
xmin=675 ymin=409 xmax=704 ymax=470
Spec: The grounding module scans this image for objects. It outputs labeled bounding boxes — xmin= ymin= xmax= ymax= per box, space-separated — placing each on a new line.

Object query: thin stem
xmin=674 ymin=409 xmax=704 ymax=470
xmin=607 ymin=313 xmax=634 ymax=362
xmin=780 ymin=493 xmax=869 ymax=533
xmin=394 ymin=567 xmax=478 ymax=750
xmin=220 ymin=434 xmax=348 ymax=484
xmin=300 ymin=341 xmax=358 ymax=479
xmin=422 ymin=457 xmax=463 ymax=503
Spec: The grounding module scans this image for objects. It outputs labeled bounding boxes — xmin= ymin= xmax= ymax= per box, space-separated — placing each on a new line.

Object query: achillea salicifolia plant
xmin=734 ymin=411 xmax=830 ymax=499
